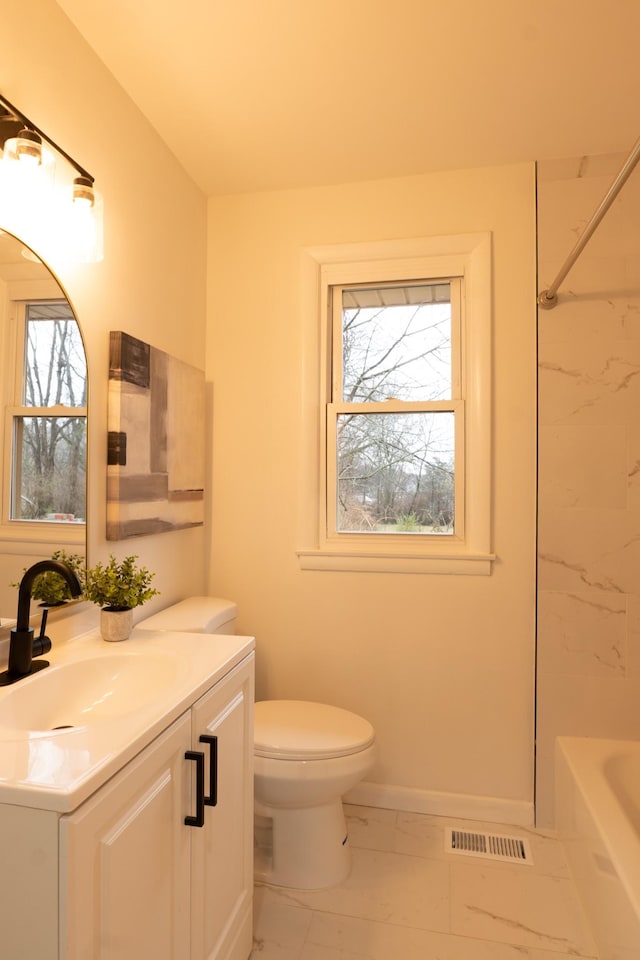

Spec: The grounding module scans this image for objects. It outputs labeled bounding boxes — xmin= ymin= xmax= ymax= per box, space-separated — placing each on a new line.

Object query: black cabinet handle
xmin=184 ymin=750 xmax=205 ymax=827
xmin=199 ymin=734 xmax=218 ymax=807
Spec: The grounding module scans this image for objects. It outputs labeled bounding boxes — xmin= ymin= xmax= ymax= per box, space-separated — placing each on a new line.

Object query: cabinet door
xmin=60 ymin=713 xmax=192 ymax=960
xmin=190 ymin=654 xmax=254 ymax=960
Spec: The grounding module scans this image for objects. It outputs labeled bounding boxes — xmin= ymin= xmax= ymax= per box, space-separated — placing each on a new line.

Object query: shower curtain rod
xmin=538 ymin=134 xmax=640 ymax=310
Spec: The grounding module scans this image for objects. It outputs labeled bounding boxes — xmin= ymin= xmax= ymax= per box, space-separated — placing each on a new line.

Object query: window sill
xmin=0 ymin=523 xmax=85 ymax=551
xmin=296 ymin=549 xmax=495 ymax=575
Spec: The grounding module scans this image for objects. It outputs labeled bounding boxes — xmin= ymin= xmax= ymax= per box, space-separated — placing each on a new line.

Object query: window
xmin=329 ymin=279 xmax=461 ymax=538
xmin=298 ymin=234 xmax=493 ymax=574
xmin=4 ymin=300 xmax=87 ymax=528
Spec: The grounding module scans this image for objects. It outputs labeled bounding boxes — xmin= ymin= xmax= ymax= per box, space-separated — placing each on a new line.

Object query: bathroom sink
xmin=0 ymin=651 xmax=182 ymax=736
xmin=0 ymin=626 xmax=254 ymax=812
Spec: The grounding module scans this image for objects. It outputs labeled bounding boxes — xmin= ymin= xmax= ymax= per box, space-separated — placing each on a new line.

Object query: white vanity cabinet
xmin=0 ymin=650 xmax=254 ymax=960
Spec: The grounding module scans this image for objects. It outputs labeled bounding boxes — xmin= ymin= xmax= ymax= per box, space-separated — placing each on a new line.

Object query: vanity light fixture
xmin=0 ymin=93 xmax=103 ymax=263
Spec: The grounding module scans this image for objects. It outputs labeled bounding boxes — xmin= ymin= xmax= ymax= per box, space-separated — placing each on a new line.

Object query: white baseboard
xmin=345 ymin=780 xmax=534 ymax=827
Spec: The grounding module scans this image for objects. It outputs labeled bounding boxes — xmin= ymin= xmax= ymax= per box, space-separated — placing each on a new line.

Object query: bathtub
xmin=556 ymin=737 xmax=640 ymax=960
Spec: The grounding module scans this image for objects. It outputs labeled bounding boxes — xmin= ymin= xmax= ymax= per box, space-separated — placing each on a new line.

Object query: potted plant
xmin=11 ymin=549 xmax=85 ymax=607
xmin=84 ymin=554 xmax=159 ymax=641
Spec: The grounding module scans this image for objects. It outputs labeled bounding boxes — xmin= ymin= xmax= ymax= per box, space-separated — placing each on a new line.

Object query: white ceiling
xmin=0 ymin=231 xmax=46 ymax=281
xmin=55 ymin=0 xmax=640 ymax=196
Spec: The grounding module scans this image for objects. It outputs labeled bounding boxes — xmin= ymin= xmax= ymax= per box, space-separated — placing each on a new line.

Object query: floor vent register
xmin=445 ymin=827 xmax=533 ymax=864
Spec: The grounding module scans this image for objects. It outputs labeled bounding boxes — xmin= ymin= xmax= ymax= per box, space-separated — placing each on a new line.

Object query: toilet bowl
xmin=254 ymin=699 xmax=375 ymax=889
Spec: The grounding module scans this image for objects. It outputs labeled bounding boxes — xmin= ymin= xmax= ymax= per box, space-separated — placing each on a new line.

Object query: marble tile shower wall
xmin=536 ymin=154 xmax=640 ymax=825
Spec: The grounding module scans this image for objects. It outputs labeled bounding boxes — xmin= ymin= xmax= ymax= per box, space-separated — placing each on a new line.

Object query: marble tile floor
xmin=251 ymin=805 xmax=599 ymax=959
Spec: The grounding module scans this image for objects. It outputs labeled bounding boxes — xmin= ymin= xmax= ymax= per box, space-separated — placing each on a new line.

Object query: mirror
xmin=0 ymin=230 xmax=87 ymax=620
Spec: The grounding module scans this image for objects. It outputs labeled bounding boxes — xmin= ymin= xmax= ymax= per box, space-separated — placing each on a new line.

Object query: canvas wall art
xmin=107 ymin=331 xmax=205 ymax=540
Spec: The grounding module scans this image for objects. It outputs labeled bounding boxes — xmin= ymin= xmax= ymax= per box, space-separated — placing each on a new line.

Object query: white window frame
xmin=297 ymin=233 xmax=494 ymax=575
xmin=327 ymin=277 xmax=464 ymax=543
xmin=0 ymin=298 xmax=86 ymax=547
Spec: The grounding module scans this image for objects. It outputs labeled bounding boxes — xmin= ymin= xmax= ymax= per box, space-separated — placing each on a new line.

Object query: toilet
xmin=254 ymin=699 xmax=375 ymax=889
xmin=137 ymin=597 xmax=376 ymax=890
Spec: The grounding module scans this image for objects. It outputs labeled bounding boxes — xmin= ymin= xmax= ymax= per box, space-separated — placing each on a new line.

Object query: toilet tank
xmin=137 ymin=596 xmax=237 ymax=634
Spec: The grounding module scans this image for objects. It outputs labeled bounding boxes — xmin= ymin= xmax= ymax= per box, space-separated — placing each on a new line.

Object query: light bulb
xmin=15 ymin=128 xmax=42 ymax=165
xmin=72 ymin=176 xmax=95 ymax=207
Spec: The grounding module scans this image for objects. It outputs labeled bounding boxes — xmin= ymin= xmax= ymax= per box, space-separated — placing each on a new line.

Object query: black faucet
xmin=0 ymin=560 xmax=83 ymax=686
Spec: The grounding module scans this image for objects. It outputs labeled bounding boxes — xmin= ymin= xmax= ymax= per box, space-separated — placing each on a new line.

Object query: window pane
xmin=341 ymin=283 xmax=451 ymax=403
xmin=12 ymin=416 xmax=86 ymax=522
xmin=24 ymin=304 xmax=87 ymax=408
xmin=336 ymin=411 xmax=454 ymax=535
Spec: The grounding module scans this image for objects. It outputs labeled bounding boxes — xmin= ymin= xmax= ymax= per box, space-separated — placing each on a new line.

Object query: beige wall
xmin=207 ymin=164 xmax=538 ymax=821
xmin=0 ymin=0 xmax=208 ymax=646
xmin=537 ymin=155 xmax=640 ymax=825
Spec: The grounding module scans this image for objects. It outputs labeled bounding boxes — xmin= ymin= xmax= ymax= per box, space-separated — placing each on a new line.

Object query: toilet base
xmin=254 ymin=798 xmax=351 ymax=889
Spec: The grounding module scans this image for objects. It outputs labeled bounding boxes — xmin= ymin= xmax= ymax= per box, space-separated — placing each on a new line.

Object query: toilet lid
xmin=254 ymin=700 xmax=375 ymax=760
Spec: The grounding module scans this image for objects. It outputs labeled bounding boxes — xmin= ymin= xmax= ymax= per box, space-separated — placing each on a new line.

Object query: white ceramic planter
xmin=100 ymin=608 xmax=133 ymax=642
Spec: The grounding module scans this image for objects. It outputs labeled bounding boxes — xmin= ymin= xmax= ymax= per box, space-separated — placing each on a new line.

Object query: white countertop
xmin=0 ymin=626 xmax=254 ymax=813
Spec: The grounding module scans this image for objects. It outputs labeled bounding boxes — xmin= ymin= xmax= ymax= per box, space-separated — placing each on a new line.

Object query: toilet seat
xmin=254 ymin=700 xmax=375 ymax=760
